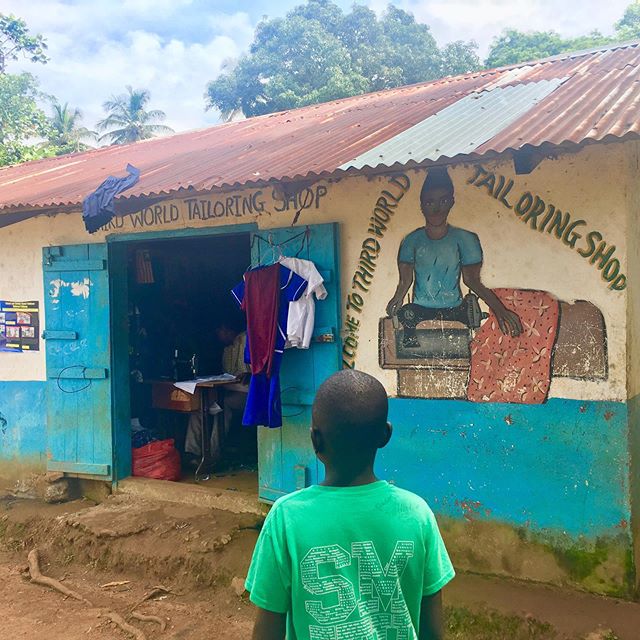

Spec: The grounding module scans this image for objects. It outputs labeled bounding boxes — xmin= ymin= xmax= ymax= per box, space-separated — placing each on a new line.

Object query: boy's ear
xmin=379 ymin=422 xmax=392 ymax=449
xmin=310 ymin=426 xmax=323 ymax=455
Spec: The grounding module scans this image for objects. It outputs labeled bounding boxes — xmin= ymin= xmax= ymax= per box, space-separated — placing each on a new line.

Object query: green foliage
xmin=97 ymin=86 xmax=173 ymax=144
xmin=0 ymin=72 xmax=53 ymax=166
xmin=0 ymin=13 xmax=48 ymax=73
xmin=615 ymin=0 xmax=640 ymax=39
xmin=47 ymin=100 xmax=96 ymax=155
xmin=485 ymin=0 xmax=640 ymax=69
xmin=206 ymin=0 xmax=480 ymax=118
xmin=485 ymin=29 xmax=614 ymax=68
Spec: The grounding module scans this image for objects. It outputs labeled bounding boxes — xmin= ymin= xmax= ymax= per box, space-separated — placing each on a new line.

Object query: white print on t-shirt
xmin=301 ymin=540 xmax=416 ymax=640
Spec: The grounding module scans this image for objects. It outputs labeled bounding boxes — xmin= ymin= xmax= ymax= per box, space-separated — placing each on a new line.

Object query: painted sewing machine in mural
xmin=380 ymin=166 xmax=608 ymax=402
xmin=380 ymin=292 xmax=607 ymax=400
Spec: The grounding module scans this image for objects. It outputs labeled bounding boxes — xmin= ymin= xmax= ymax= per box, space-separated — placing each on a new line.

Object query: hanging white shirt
xmin=280 ymin=257 xmax=327 ymax=349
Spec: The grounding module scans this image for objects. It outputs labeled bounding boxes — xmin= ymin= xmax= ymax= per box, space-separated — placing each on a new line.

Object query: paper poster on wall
xmin=0 ymin=301 xmax=40 ymax=352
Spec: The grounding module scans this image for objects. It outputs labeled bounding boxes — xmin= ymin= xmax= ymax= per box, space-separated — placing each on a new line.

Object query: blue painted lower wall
xmin=378 ymin=398 xmax=631 ymax=539
xmin=0 ymin=383 xmax=632 ymax=544
xmin=0 ymin=381 xmax=47 ymax=477
xmin=0 ymin=380 xmax=635 ymax=591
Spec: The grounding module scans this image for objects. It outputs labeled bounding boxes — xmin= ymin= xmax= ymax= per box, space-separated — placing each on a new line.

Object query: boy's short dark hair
xmin=312 ymin=370 xmax=388 ymax=453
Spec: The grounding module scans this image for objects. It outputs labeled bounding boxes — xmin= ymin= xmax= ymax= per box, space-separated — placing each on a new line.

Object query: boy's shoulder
xmin=263 ymin=486 xmax=313 ymax=521
xmin=387 ymin=483 xmax=436 ymax=517
xmin=268 ymin=482 xmax=434 ymax=518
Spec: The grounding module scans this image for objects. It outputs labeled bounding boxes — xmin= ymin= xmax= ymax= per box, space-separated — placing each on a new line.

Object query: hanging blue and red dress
xmin=231 ymin=263 xmax=307 ymax=428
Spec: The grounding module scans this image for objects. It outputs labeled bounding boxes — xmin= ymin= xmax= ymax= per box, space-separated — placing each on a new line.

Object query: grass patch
xmin=445 ymin=606 xmax=558 ymax=640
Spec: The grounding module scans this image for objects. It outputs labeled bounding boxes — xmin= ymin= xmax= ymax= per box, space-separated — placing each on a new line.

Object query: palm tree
xmin=48 ymin=101 xmax=96 ymax=155
xmin=97 ymin=86 xmax=173 ymax=144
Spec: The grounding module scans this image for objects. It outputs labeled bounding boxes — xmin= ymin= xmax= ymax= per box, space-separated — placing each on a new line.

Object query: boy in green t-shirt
xmin=246 ymin=370 xmax=455 ymax=640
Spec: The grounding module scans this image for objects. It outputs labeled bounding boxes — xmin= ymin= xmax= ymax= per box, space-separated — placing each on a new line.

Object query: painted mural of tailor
xmin=380 ymin=167 xmax=608 ymax=402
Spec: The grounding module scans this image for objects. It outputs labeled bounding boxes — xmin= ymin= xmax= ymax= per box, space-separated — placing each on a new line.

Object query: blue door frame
xmin=106 ymin=222 xmax=342 ymax=499
xmin=107 ymin=223 xmax=258 ymax=483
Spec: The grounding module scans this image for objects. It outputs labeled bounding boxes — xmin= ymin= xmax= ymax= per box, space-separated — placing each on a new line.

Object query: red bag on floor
xmin=132 ymin=438 xmax=181 ymax=481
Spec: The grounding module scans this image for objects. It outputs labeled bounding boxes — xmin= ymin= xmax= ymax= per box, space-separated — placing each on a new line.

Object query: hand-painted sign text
xmin=468 ymin=165 xmax=627 ymax=291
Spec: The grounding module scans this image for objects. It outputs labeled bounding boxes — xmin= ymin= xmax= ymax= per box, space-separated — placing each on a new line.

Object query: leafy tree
xmin=97 ymin=86 xmax=173 ymax=144
xmin=0 ymin=14 xmax=53 ymax=165
xmin=0 ymin=72 xmax=53 ymax=166
xmin=47 ymin=100 xmax=96 ymax=155
xmin=206 ymin=0 xmax=480 ymax=118
xmin=615 ymin=0 xmax=640 ymax=39
xmin=0 ymin=13 xmax=48 ymax=73
xmin=486 ymin=30 xmax=568 ymax=68
xmin=440 ymin=40 xmax=483 ymax=77
xmin=485 ymin=28 xmax=618 ymax=68
xmin=484 ymin=1 xmax=640 ymax=69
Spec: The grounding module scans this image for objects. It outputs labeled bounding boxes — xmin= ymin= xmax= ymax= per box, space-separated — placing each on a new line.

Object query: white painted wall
xmin=0 ymin=143 xmax=630 ymax=402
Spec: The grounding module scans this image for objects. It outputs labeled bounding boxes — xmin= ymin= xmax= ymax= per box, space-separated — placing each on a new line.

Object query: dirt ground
xmin=1 ymin=490 xmax=639 ymax=640
xmin=0 ymin=548 xmax=254 ymax=639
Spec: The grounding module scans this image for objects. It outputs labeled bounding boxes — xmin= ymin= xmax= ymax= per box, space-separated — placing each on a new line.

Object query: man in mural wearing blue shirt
xmin=386 ymin=167 xmax=521 ymax=347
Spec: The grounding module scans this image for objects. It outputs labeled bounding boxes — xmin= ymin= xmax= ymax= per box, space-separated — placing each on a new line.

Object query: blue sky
xmin=4 ymin=0 xmax=632 ymax=133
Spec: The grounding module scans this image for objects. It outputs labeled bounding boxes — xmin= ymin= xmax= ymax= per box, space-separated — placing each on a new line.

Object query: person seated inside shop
xmin=184 ymin=320 xmax=251 ymax=464
xmin=217 ymin=320 xmax=251 ymax=430
xmin=386 ymin=166 xmax=522 ymax=347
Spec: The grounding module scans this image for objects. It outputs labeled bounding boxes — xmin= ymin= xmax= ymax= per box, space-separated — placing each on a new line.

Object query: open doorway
xmin=122 ymin=232 xmax=256 ymax=484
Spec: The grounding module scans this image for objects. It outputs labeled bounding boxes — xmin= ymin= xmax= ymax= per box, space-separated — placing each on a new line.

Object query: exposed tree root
xmin=131 ymin=611 xmax=167 ymax=631
xmin=27 ymin=549 xmax=168 ymax=637
xmin=129 ymin=584 xmax=172 ymax=612
xmin=27 ymin=549 xmax=93 ymax=606
xmin=100 ymin=611 xmax=147 ymax=640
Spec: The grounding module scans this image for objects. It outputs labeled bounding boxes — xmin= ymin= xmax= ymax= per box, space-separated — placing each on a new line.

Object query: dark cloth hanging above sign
xmin=82 ymin=164 xmax=140 ymax=233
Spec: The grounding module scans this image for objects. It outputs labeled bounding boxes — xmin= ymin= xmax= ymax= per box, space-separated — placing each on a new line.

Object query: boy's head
xmin=420 ymin=166 xmax=454 ymax=227
xmin=311 ymin=370 xmax=391 ymax=468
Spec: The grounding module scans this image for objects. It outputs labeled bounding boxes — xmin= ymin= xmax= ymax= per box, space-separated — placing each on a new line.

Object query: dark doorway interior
xmin=124 ymin=232 xmax=256 ymax=479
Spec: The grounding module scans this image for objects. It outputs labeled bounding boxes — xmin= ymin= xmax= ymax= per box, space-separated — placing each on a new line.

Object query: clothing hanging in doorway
xmin=279 ymin=256 xmax=327 ymax=349
xmin=232 ymin=264 xmax=307 ymax=428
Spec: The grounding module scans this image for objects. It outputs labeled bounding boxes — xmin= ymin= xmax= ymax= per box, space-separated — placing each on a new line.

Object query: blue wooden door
xmin=251 ymin=223 xmax=341 ymax=501
xmin=43 ymin=244 xmax=113 ymax=478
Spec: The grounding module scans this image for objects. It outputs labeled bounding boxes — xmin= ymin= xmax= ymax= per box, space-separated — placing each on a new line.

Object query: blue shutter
xmin=251 ymin=223 xmax=341 ymax=500
xmin=43 ymin=244 xmax=113 ymax=477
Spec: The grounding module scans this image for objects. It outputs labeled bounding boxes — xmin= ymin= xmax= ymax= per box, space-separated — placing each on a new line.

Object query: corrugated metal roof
xmin=341 ymin=78 xmax=567 ymax=169
xmin=2 ymin=41 xmax=640 ymax=214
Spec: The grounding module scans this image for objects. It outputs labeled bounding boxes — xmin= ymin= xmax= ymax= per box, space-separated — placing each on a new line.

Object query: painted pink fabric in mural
xmin=467 ymin=289 xmax=559 ymax=404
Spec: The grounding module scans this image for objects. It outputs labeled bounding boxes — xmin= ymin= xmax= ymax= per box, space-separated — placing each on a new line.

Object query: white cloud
xmin=4 ymin=1 xmax=255 ymax=132
xmin=384 ymin=0 xmax=631 ymax=55
xmin=2 ymin=0 xmax=634 ymax=134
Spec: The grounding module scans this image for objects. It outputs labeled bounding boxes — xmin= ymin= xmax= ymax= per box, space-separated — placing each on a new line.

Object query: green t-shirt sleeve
xmin=422 ymin=508 xmax=455 ymax=595
xmin=245 ymin=510 xmax=291 ymax=614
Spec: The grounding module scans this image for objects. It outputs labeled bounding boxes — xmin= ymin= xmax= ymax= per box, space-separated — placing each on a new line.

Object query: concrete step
xmin=115 ymin=476 xmax=266 ymax=516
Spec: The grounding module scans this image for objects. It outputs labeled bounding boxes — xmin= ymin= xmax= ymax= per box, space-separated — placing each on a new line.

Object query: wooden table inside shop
xmin=150 ymin=377 xmax=239 ymax=481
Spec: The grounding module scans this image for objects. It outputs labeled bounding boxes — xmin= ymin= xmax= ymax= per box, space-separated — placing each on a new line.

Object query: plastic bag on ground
xmin=132 ymin=438 xmax=181 ymax=481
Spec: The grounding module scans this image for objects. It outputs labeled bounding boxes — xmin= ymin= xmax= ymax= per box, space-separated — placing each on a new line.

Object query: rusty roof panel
xmin=1 ymin=42 xmax=640 ymax=213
